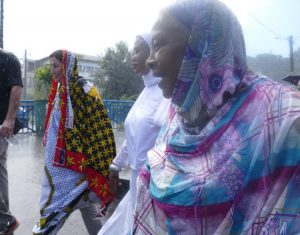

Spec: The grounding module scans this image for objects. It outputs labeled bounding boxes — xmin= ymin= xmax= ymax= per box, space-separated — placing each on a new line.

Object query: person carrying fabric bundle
xmin=33 ymin=49 xmax=116 ymax=235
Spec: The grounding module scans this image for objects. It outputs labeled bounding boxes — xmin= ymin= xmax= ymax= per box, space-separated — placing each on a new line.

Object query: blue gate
xmin=18 ymin=99 xmax=134 ymax=133
xmin=103 ymin=100 xmax=134 ymax=128
xmin=18 ymin=100 xmax=35 ymax=134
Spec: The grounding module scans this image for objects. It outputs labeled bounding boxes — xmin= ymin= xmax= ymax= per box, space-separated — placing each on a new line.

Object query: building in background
xmin=21 ymin=53 xmax=101 ymax=99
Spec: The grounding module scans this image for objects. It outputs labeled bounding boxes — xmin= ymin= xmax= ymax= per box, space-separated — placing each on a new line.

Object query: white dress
xmin=98 ymin=73 xmax=170 ymax=235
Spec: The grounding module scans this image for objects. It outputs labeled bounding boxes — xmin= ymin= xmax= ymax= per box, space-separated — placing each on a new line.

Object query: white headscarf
xmin=139 ymin=33 xmax=152 ymax=50
xmin=137 ymin=33 xmax=161 ymax=87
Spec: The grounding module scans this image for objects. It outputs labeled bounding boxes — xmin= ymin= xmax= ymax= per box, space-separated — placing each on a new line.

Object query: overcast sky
xmin=3 ymin=0 xmax=300 ymax=60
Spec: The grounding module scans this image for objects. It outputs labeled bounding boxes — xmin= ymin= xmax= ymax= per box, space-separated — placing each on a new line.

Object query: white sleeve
xmin=112 ymin=140 xmax=129 ymax=168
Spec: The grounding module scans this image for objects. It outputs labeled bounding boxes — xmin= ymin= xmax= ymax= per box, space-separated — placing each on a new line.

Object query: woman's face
xmin=131 ymin=36 xmax=150 ymax=75
xmin=50 ymin=57 xmax=63 ymax=82
xmin=147 ymin=11 xmax=189 ymax=98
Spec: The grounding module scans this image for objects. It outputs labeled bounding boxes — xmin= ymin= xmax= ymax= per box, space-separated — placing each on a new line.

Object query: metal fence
xmin=18 ymin=99 xmax=134 ymax=134
xmin=18 ymin=100 xmax=35 ymax=134
xmin=103 ymin=100 xmax=134 ymax=129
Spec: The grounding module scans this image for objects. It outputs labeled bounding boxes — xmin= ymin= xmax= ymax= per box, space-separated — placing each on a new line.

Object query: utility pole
xmin=275 ymin=35 xmax=295 ymax=73
xmin=288 ymin=35 xmax=294 ymax=73
xmin=23 ymin=49 xmax=27 ymax=98
xmin=0 ymin=0 xmax=3 ymax=48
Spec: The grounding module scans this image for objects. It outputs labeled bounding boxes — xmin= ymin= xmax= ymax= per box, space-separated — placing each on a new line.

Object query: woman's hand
xmin=0 ymin=119 xmax=15 ymax=138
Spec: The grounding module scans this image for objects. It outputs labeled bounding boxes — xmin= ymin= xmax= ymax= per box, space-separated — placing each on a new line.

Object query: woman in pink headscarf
xmin=133 ymin=0 xmax=300 ymax=234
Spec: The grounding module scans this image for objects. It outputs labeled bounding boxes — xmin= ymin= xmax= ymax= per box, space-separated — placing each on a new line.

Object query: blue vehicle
xmin=17 ymin=107 xmax=29 ymax=129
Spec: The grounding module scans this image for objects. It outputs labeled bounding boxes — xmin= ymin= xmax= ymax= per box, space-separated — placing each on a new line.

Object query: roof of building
xmin=75 ymin=53 xmax=100 ymax=61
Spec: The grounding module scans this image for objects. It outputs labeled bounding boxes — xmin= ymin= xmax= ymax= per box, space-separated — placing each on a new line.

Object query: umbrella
xmin=282 ymin=75 xmax=300 ymax=86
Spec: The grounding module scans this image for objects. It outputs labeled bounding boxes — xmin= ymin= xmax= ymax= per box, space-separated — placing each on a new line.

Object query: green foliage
xmin=95 ymin=41 xmax=144 ymax=100
xmin=119 ymin=94 xmax=140 ymax=101
xmin=33 ymin=64 xmax=51 ymax=100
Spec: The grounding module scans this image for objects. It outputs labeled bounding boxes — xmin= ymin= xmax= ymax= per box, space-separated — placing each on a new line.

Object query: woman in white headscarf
xmin=98 ymin=34 xmax=169 ymax=235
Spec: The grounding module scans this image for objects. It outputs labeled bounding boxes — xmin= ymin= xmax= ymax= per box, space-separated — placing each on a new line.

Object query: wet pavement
xmin=7 ymin=129 xmax=128 ymax=235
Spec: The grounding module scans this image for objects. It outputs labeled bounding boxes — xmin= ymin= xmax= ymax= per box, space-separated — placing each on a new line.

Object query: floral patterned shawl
xmin=133 ymin=0 xmax=300 ymax=234
xmin=44 ymin=50 xmax=116 ymax=210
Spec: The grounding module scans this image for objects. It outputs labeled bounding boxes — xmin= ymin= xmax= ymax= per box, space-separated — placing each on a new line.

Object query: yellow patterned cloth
xmin=63 ymin=78 xmax=115 ymax=204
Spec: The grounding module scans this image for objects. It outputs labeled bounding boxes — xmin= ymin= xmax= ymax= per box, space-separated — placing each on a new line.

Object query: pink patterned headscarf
xmin=170 ymin=0 xmax=252 ymax=128
xmin=133 ymin=1 xmax=300 ymax=234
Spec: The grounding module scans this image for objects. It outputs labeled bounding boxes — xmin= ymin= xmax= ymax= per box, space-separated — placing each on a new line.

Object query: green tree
xmin=96 ymin=41 xmax=144 ymax=100
xmin=33 ymin=64 xmax=51 ymax=99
